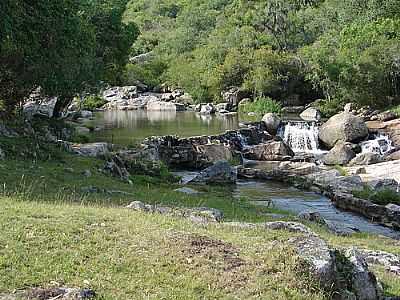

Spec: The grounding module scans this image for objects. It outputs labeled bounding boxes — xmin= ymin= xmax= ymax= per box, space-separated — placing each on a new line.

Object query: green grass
xmin=238 ymin=97 xmax=282 ymax=115
xmin=389 ymin=105 xmax=400 ymax=117
xmin=0 ymin=197 xmax=325 ymax=300
xmin=353 ymin=186 xmax=400 ymax=206
xmin=334 ymin=165 xmax=349 ymax=176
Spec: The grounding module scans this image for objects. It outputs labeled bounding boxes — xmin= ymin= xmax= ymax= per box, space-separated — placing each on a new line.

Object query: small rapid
xmin=277 ymin=121 xmax=325 ymax=154
xmin=360 ymin=134 xmax=395 ymax=155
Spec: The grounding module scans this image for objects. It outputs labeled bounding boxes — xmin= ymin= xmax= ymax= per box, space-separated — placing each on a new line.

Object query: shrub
xmin=239 ymin=97 xmax=282 ymax=115
xmin=81 ymin=95 xmax=107 ymax=111
xmin=312 ymin=99 xmax=344 ymax=118
xmin=353 ymin=187 xmax=400 ymax=206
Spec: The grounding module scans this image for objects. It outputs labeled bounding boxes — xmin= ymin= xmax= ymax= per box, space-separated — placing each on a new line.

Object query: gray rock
xmin=70 ymin=142 xmax=110 ymax=157
xmin=349 ymin=153 xmax=383 ymax=166
xmin=174 ymin=187 xmax=201 ymax=195
xmin=147 ymin=100 xmax=185 ymax=111
xmin=244 ymin=141 xmax=294 ymax=161
xmin=188 ymin=207 xmax=224 ymax=223
xmin=367 ymin=178 xmax=399 ymax=192
xmin=323 ymin=141 xmax=356 ymax=165
xmin=82 ymin=170 xmax=92 ymax=177
xmin=215 ymin=102 xmax=231 ymax=113
xmin=264 ymin=221 xmax=314 ymax=235
xmin=23 ymin=95 xmax=58 ymax=118
xmin=300 ymin=107 xmax=321 ymax=122
xmin=126 ymin=201 xmax=223 ymax=223
xmin=319 ymin=112 xmax=369 ymax=148
xmin=386 ymin=203 xmax=400 ymax=213
xmin=377 ymin=111 xmax=397 ymax=122
xmin=344 ymin=248 xmax=383 ymax=300
xmin=79 ymin=110 xmax=93 ymax=119
xmin=298 ymin=211 xmax=326 ymax=225
xmin=190 ymin=160 xmax=237 ymax=184
xmin=262 ymin=113 xmax=282 ymax=135
xmin=359 ymin=249 xmax=400 ymax=269
xmin=0 ymin=148 xmax=5 ymax=160
xmin=199 ymin=103 xmax=215 ymax=115
xmin=221 ymin=87 xmax=248 ymax=109
xmin=344 ymin=102 xmax=357 ymax=113
xmin=126 ymin=201 xmax=150 ymax=211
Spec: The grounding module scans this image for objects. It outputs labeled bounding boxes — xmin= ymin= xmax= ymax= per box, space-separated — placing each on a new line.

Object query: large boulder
xmin=323 ymin=141 xmax=356 ymax=165
xmin=261 ymin=113 xmax=282 ymax=135
xmin=319 ymin=112 xmax=369 ymax=148
xmin=300 ymin=107 xmax=321 ymax=122
xmin=244 ymin=141 xmax=294 ymax=161
xmin=190 ymin=160 xmax=237 ymax=184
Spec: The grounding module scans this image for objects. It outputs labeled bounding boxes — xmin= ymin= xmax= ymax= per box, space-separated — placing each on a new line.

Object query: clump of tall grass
xmin=239 ymin=97 xmax=282 ymax=115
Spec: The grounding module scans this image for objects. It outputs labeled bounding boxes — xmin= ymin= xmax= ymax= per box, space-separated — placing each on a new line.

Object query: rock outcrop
xmin=319 ymin=112 xmax=369 ymax=148
xmin=243 ymin=141 xmax=294 ymax=161
xmin=323 ymin=141 xmax=356 ymax=165
xmin=265 ymin=222 xmax=383 ymax=299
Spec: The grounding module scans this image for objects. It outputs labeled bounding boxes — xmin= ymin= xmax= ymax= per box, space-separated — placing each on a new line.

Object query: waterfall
xmin=278 ymin=121 xmax=323 ymax=154
xmin=360 ymin=134 xmax=394 ymax=155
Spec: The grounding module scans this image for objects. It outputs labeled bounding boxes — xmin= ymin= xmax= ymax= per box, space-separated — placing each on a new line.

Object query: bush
xmin=123 ymin=59 xmax=167 ymax=89
xmin=353 ymin=187 xmax=400 ymax=206
xmin=81 ymin=95 xmax=107 ymax=111
xmin=312 ymin=99 xmax=344 ymax=118
xmin=239 ymin=97 xmax=282 ymax=115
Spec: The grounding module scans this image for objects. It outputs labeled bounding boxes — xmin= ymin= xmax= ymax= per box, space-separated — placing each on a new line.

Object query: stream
xmin=91 ymin=110 xmax=399 ymax=239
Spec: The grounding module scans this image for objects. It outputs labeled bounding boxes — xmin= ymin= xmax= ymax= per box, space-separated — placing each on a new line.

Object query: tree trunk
xmin=53 ymin=95 xmax=73 ymax=118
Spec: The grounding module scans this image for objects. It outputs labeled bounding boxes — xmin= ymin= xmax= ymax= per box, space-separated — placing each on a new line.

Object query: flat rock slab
xmin=346 ymin=160 xmax=400 ymax=183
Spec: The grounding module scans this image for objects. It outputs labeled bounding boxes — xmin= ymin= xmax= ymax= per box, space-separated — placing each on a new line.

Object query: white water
xmin=360 ymin=134 xmax=395 ymax=155
xmin=278 ymin=121 xmax=325 ymax=154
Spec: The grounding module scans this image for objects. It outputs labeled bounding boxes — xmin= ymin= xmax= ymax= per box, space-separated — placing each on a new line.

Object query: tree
xmin=0 ymin=0 xmax=138 ymax=117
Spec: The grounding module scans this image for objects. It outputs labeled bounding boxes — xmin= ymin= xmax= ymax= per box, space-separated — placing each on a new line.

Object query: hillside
xmin=123 ymin=0 xmax=400 ymax=114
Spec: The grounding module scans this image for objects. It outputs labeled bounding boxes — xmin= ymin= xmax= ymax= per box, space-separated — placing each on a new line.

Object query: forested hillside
xmin=123 ymin=0 xmax=400 ymax=112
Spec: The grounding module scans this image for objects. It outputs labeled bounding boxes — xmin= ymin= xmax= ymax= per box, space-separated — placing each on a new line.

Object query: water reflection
xmin=91 ymin=110 xmax=240 ymax=145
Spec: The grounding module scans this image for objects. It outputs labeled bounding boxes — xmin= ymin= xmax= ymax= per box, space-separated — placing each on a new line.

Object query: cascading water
xmin=277 ymin=121 xmax=324 ymax=154
xmin=360 ymin=134 xmax=395 ymax=155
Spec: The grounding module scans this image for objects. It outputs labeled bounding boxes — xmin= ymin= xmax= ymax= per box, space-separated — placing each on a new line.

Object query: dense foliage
xmin=0 ymin=0 xmax=138 ymax=116
xmin=124 ymin=0 xmax=400 ymax=109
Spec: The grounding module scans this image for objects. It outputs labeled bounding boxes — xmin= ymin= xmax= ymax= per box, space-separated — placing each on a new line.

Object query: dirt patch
xmin=187 ymin=235 xmax=245 ymax=271
xmin=170 ymin=233 xmax=250 ymax=290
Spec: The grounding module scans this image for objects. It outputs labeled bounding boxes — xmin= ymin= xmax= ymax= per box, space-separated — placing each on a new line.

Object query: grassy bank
xmin=0 ymin=197 xmax=323 ymax=299
xmin=0 ymin=136 xmax=285 ymax=223
xmin=1 ymin=136 xmax=400 ymax=298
